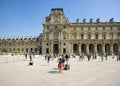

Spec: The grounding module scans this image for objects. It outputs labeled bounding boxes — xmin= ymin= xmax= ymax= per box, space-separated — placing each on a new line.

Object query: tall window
xmin=103 ymin=27 xmax=105 ymax=30
xmin=88 ymin=34 xmax=91 ymax=39
xmin=63 ymin=33 xmax=66 ymax=39
xmin=64 ymin=25 xmax=66 ymax=29
xmin=55 ymin=26 xmax=57 ymax=29
xmin=46 ymin=34 xmax=49 ymax=40
xmin=102 ymin=34 xmax=106 ymax=39
xmin=81 ymin=34 xmax=84 ymax=39
xmin=110 ymin=34 xmax=113 ymax=39
xmin=88 ymin=27 xmax=91 ymax=31
xmin=118 ymin=26 xmax=120 ymax=30
xmin=95 ymin=34 xmax=98 ymax=39
xmin=73 ymin=27 xmax=76 ymax=31
xmin=74 ymin=34 xmax=77 ymax=39
xmin=95 ymin=27 xmax=98 ymax=30
xmin=81 ymin=27 xmax=83 ymax=31
xmin=54 ymin=32 xmax=59 ymax=40
xmin=110 ymin=27 xmax=113 ymax=30
xmin=47 ymin=26 xmax=49 ymax=29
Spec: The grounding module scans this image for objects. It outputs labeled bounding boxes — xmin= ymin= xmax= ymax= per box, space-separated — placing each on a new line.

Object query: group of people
xmin=78 ymin=52 xmax=120 ymax=62
xmin=45 ymin=53 xmax=70 ymax=74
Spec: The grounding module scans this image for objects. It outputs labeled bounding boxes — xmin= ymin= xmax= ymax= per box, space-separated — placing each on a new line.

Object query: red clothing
xmin=58 ymin=64 xmax=62 ymax=68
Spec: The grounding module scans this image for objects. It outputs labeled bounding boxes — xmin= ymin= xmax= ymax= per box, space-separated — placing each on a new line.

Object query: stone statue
xmin=96 ymin=18 xmax=100 ymax=23
xmin=109 ymin=18 xmax=114 ymax=23
xmin=90 ymin=18 xmax=93 ymax=23
xmin=76 ymin=18 xmax=79 ymax=23
xmin=83 ymin=18 xmax=86 ymax=23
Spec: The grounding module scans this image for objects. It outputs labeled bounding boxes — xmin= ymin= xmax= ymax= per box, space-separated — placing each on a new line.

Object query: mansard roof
xmin=0 ymin=36 xmax=39 ymax=42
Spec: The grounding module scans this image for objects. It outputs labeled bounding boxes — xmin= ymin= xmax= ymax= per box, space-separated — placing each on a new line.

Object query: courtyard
xmin=0 ymin=55 xmax=120 ymax=86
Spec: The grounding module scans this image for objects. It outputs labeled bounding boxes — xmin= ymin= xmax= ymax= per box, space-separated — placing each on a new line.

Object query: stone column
xmin=110 ymin=44 xmax=113 ymax=54
xmin=48 ymin=42 xmax=51 ymax=53
xmin=86 ymin=44 xmax=89 ymax=54
xmin=70 ymin=43 xmax=73 ymax=54
xmin=94 ymin=43 xmax=97 ymax=54
xmin=42 ymin=42 xmax=45 ymax=54
xmin=102 ymin=43 xmax=105 ymax=53
xmin=118 ymin=43 xmax=120 ymax=54
xmin=79 ymin=43 xmax=81 ymax=54
xmin=51 ymin=41 xmax=53 ymax=54
xmin=59 ymin=42 xmax=61 ymax=54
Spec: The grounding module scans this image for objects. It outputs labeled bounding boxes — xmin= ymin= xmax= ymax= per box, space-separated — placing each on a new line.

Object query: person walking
xmin=58 ymin=58 xmax=63 ymax=74
xmin=29 ymin=55 xmax=33 ymax=65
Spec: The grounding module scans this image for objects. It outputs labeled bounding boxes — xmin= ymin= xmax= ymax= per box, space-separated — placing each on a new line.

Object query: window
xmin=88 ymin=27 xmax=91 ymax=30
xmin=54 ymin=32 xmax=59 ymax=40
xmin=18 ymin=43 xmax=20 ymax=46
xmin=46 ymin=43 xmax=49 ymax=45
xmin=103 ymin=27 xmax=105 ymax=30
xmin=74 ymin=34 xmax=77 ymax=39
xmin=110 ymin=27 xmax=113 ymax=30
xmin=55 ymin=26 xmax=57 ymax=28
xmin=64 ymin=25 xmax=66 ymax=29
xmin=63 ymin=33 xmax=66 ymax=39
xmin=81 ymin=34 xmax=84 ymax=39
xmin=88 ymin=34 xmax=91 ymax=39
xmin=110 ymin=34 xmax=113 ymax=39
xmin=10 ymin=43 xmax=11 ymax=46
xmin=47 ymin=26 xmax=49 ymax=29
xmin=102 ymin=34 xmax=106 ymax=39
xmin=46 ymin=34 xmax=49 ymax=40
xmin=95 ymin=27 xmax=98 ymax=30
xmin=73 ymin=27 xmax=76 ymax=31
xmin=95 ymin=34 xmax=98 ymax=39
xmin=81 ymin=27 xmax=83 ymax=31
xmin=118 ymin=27 xmax=120 ymax=30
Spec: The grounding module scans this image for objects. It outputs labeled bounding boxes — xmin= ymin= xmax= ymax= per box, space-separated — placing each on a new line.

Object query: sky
xmin=0 ymin=0 xmax=120 ymax=37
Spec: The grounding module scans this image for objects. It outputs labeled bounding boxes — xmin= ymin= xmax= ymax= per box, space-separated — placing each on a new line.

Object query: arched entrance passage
xmin=97 ymin=44 xmax=102 ymax=55
xmin=89 ymin=44 xmax=94 ymax=54
xmin=53 ymin=44 xmax=59 ymax=54
xmin=73 ymin=44 xmax=78 ymax=54
xmin=81 ymin=44 xmax=86 ymax=54
xmin=105 ymin=44 xmax=110 ymax=55
xmin=113 ymin=44 xmax=118 ymax=55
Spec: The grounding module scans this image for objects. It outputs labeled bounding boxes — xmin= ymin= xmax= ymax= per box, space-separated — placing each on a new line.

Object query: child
xmin=58 ymin=58 xmax=63 ymax=74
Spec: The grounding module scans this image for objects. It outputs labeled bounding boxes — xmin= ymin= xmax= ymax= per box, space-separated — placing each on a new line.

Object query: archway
xmin=113 ymin=44 xmax=118 ymax=55
xmin=53 ymin=44 xmax=59 ymax=54
xmin=81 ymin=44 xmax=86 ymax=54
xmin=97 ymin=44 xmax=102 ymax=55
xmin=89 ymin=44 xmax=94 ymax=54
xmin=73 ymin=44 xmax=78 ymax=54
xmin=105 ymin=44 xmax=110 ymax=55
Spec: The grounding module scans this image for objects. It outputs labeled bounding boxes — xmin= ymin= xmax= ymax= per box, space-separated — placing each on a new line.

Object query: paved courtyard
xmin=0 ymin=55 xmax=120 ymax=86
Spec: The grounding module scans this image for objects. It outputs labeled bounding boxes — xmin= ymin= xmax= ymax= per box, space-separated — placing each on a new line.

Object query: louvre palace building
xmin=0 ymin=8 xmax=120 ymax=55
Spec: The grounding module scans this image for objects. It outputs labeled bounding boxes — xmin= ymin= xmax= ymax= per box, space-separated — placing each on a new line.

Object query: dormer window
xmin=73 ymin=27 xmax=76 ymax=31
xmin=47 ymin=26 xmax=49 ymax=29
xmin=55 ymin=26 xmax=57 ymax=29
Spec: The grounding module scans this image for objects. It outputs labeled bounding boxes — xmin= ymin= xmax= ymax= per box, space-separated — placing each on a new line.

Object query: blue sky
xmin=0 ymin=0 xmax=120 ymax=37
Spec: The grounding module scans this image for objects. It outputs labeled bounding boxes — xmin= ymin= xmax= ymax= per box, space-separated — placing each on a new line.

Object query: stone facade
xmin=0 ymin=8 xmax=120 ymax=55
xmin=42 ymin=8 xmax=120 ymax=55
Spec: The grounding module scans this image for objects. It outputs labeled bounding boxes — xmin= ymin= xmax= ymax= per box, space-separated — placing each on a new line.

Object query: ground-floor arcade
xmin=42 ymin=40 xmax=120 ymax=55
